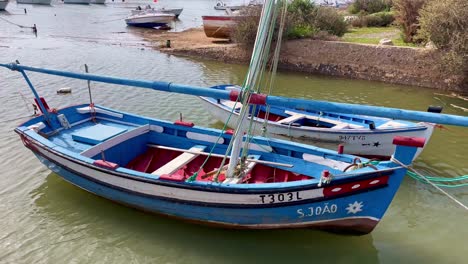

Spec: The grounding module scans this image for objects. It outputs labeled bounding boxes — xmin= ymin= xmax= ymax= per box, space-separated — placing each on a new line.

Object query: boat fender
xmin=318 ymin=170 xmax=332 ymax=187
xmin=337 ymin=144 xmax=344 ymax=154
xmin=427 ymin=105 xmax=443 ymax=113
xmin=392 ymin=136 xmax=426 ymax=148
xmin=225 ymin=129 xmax=234 ymax=135
xmin=174 ymin=120 xmax=194 ymax=127
xmin=57 ymin=87 xmax=72 ymax=94
xmin=93 ymin=160 xmax=119 ymax=170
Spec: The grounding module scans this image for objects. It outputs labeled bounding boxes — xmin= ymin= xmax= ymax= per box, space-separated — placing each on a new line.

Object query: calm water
xmin=1 ymin=1 xmax=467 ymax=263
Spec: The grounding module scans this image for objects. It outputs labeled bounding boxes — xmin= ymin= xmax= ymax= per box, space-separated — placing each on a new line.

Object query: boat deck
xmin=48 ymin=120 xmax=138 ymax=153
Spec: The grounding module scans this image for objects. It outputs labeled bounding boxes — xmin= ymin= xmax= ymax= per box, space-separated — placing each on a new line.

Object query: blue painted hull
xmin=15 ymin=104 xmax=420 ymax=234
xmin=36 ymin=153 xmax=404 ymax=233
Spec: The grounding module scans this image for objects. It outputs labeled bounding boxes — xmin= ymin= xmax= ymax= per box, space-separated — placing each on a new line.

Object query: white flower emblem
xmin=345 ymin=201 xmax=363 ymax=214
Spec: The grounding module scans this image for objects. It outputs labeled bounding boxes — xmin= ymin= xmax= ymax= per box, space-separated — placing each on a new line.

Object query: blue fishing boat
xmin=200 ymin=85 xmax=437 ymax=160
xmin=1 ymin=62 xmax=467 ymax=234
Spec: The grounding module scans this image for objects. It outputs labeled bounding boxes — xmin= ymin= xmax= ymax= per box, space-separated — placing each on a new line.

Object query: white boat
xmin=214 ymin=1 xmax=243 ymax=11
xmin=131 ymin=5 xmax=183 ymax=18
xmin=17 ymin=0 xmax=51 ymax=4
xmin=64 ymin=0 xmax=90 ymax=4
xmin=0 ymin=0 xmax=8 ymax=10
xmin=125 ymin=12 xmax=175 ymax=28
xmin=90 ymin=0 xmax=105 ymax=4
xmin=200 ymin=85 xmax=436 ymax=160
xmin=202 ymin=15 xmax=239 ymax=38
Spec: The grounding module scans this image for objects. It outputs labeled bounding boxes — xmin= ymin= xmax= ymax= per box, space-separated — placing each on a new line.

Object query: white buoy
xmin=57 ymin=87 xmax=72 ymax=94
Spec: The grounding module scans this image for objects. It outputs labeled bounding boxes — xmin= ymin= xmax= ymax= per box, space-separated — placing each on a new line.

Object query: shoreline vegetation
xmin=141 ymin=0 xmax=466 ymax=93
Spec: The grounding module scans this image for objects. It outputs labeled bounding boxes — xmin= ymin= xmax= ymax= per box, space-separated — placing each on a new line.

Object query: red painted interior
xmin=256 ymin=110 xmax=283 ymax=122
xmin=125 ymin=147 xmax=312 ymax=183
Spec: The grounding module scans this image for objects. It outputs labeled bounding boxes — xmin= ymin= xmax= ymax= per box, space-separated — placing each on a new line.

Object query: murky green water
xmin=1 ymin=1 xmax=467 ymax=263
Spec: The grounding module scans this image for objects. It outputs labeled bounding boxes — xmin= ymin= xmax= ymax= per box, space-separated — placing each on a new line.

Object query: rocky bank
xmin=141 ymin=28 xmax=464 ymax=92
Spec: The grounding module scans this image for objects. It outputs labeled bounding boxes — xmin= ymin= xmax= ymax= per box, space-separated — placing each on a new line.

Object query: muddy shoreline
xmin=141 ymin=28 xmax=464 ymax=92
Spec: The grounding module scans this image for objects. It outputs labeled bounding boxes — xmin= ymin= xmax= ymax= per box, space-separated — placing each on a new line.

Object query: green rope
xmin=406 ymin=171 xmax=468 ymax=188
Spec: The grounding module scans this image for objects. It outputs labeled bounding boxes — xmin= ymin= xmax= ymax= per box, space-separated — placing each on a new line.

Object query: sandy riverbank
xmin=140 ymin=28 xmax=464 ymax=92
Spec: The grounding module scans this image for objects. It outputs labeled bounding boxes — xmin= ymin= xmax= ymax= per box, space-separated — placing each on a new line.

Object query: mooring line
xmin=391 ymin=156 xmax=468 ymax=211
xmin=0 ymin=16 xmax=34 ymax=29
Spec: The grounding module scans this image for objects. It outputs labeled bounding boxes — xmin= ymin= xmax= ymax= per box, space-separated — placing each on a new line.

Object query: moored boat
xmin=131 ymin=5 xmax=183 ymax=18
xmin=214 ymin=0 xmax=243 ymax=10
xmin=200 ymin=85 xmax=436 ymax=159
xmin=0 ymin=62 xmax=466 ymax=234
xmin=17 ymin=0 xmax=51 ymax=5
xmin=125 ymin=12 xmax=175 ymax=28
xmin=64 ymin=0 xmax=91 ymax=4
xmin=90 ymin=0 xmax=106 ymax=4
xmin=0 ymin=0 xmax=8 ymax=10
xmin=202 ymin=15 xmax=239 ymax=38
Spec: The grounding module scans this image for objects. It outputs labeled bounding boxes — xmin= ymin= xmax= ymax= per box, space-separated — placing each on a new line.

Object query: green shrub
xmin=367 ymin=11 xmax=395 ymax=26
xmin=417 ymin=0 xmax=468 ymax=91
xmin=287 ymin=24 xmax=318 ymax=39
xmin=312 ymin=7 xmax=348 ymax=37
xmin=351 ymin=11 xmax=394 ymax=27
xmin=393 ymin=0 xmax=426 ymax=43
xmin=349 ymin=0 xmax=393 ymax=14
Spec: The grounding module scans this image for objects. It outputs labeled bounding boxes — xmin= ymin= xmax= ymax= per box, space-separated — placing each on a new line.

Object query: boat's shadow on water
xmin=31 ymin=173 xmax=379 ymax=263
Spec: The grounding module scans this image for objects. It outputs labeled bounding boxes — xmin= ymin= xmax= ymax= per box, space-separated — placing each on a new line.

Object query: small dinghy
xmin=200 ymin=85 xmax=436 ymax=159
xmin=214 ymin=0 xmax=243 ymax=10
xmin=125 ymin=12 xmax=175 ymax=28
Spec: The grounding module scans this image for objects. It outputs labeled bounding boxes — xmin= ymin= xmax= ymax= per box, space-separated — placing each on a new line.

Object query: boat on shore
xmin=64 ymin=0 xmax=90 ymax=4
xmin=131 ymin=5 xmax=183 ymax=18
xmin=0 ymin=0 xmax=8 ymax=10
xmin=125 ymin=12 xmax=175 ymax=28
xmin=17 ymin=0 xmax=51 ymax=4
xmin=202 ymin=15 xmax=240 ymax=38
xmin=200 ymin=85 xmax=436 ymax=159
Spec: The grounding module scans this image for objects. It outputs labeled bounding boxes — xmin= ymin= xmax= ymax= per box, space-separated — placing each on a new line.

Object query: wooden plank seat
xmin=222 ymin=100 xmax=242 ymax=110
xmin=151 ymin=145 xmax=207 ymax=176
xmin=223 ymin=155 xmax=261 ymax=184
xmin=277 ymin=114 xmax=306 ymax=125
xmin=284 ymin=110 xmax=364 ymax=129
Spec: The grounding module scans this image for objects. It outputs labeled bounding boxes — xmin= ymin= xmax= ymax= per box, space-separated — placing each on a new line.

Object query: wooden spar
xmin=147 ymin=144 xmax=294 ymax=168
xmin=1 ymin=62 xmax=467 ymax=127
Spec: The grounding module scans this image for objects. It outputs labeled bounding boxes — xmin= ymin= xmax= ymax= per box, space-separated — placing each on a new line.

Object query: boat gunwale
xmin=199 ymin=96 xmax=430 ymax=134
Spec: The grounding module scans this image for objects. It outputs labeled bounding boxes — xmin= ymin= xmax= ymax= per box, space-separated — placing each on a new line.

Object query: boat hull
xmin=199 ymin=97 xmax=434 ymax=159
xmin=90 ymin=0 xmax=105 ymax=4
xmin=202 ymin=15 xmax=238 ymax=39
xmin=15 ymin=104 xmax=417 ymax=235
xmin=34 ymin=147 xmax=400 ymax=234
xmin=17 ymin=0 xmax=51 ymax=4
xmin=64 ymin=0 xmax=90 ymax=4
xmin=125 ymin=14 xmax=174 ymax=28
xmin=0 ymin=1 xmax=8 ymax=10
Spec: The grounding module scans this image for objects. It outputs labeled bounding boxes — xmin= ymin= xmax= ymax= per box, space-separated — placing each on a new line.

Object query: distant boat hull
xmin=202 ymin=15 xmax=238 ymax=39
xmin=64 ymin=0 xmax=90 ymax=4
xmin=0 ymin=0 xmax=8 ymax=10
xmin=17 ymin=0 xmax=51 ymax=4
xmin=90 ymin=0 xmax=106 ymax=4
xmin=131 ymin=8 xmax=183 ymax=18
xmin=125 ymin=13 xmax=174 ymax=28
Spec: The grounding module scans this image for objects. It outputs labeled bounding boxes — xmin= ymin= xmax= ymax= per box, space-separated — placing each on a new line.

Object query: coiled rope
xmin=391 ymin=156 xmax=468 ymax=211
